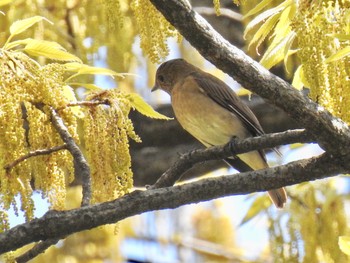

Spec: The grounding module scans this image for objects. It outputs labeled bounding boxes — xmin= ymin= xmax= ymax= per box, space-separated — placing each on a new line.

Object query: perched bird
xmin=152 ymin=58 xmax=287 ymax=208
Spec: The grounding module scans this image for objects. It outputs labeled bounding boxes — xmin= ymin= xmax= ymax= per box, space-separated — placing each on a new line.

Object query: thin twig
xmin=15 ymin=238 xmax=61 ymax=263
xmin=48 ymin=107 xmax=91 ymax=206
xmin=20 ymin=102 xmax=30 ymax=147
xmin=65 ymin=100 xmax=110 ymax=108
xmin=4 ymin=145 xmax=67 ymax=173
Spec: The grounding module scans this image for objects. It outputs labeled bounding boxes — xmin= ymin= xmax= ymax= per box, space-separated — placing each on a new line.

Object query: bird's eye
xmin=158 ymin=75 xmax=165 ymax=82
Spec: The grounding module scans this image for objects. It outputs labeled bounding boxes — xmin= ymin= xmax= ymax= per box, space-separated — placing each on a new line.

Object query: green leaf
xmin=292 ymin=65 xmax=304 ymax=90
xmin=244 ymin=6 xmax=282 ymax=39
xmin=244 ymin=0 xmax=292 ymax=37
xmin=64 ymin=63 xmax=128 ymax=82
xmin=248 ymin=12 xmax=280 ymax=52
xmin=0 ymin=0 xmax=13 ymax=6
xmin=3 ymin=38 xmax=31 ymax=50
xmin=331 ymin=34 xmax=350 ymax=41
xmin=283 ymin=31 xmax=297 ymax=70
xmin=339 ymin=236 xmax=350 ymax=256
xmin=325 ymin=46 xmax=350 ymax=63
xmin=127 ymin=93 xmax=173 ymax=120
xmin=10 ymin=16 xmax=52 ymax=37
xmin=68 ymin=83 xmax=103 ymax=91
xmin=62 ymin=86 xmax=84 ymax=118
xmin=256 ymin=2 xmax=296 ymax=69
xmin=76 ymin=66 xmax=125 ymax=76
xmin=3 ymin=16 xmax=53 ymax=48
xmin=63 ymin=62 xmax=85 ymax=72
xmin=272 ymin=4 xmax=294 ymax=42
xmin=260 ymin=31 xmax=296 ymax=69
xmin=243 ymin=0 xmax=274 ymax=18
xmin=24 ymin=39 xmax=82 ymax=62
xmin=239 ymin=195 xmax=271 ymax=226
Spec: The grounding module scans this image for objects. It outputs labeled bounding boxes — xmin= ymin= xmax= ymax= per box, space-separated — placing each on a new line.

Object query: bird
xmin=152 ymin=58 xmax=287 ymax=208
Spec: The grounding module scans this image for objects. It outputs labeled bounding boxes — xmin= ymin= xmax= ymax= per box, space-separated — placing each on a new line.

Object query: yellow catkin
xmin=293 ymin=0 xmax=350 ymax=123
xmin=106 ymin=0 xmax=124 ymax=30
xmin=130 ymin=0 xmax=178 ymax=63
xmin=286 ymin=182 xmax=348 ymax=262
xmin=213 ymin=0 xmax=221 ymax=16
xmin=0 ymin=50 xmax=78 ymax=222
xmin=83 ymin=89 xmax=139 ymax=204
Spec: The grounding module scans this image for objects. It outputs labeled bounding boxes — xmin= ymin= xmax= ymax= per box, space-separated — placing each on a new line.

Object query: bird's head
xmin=152 ymin=58 xmax=194 ymax=94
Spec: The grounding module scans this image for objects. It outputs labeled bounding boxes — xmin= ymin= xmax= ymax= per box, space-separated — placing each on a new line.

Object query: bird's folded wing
xmin=191 ymin=71 xmax=271 ymax=161
xmin=191 ymin=71 xmax=265 ymax=137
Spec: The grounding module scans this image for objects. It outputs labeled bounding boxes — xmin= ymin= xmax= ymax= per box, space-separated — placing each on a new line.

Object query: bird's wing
xmin=190 ymin=71 xmax=285 ymax=161
xmin=191 ymin=71 xmax=265 ymax=137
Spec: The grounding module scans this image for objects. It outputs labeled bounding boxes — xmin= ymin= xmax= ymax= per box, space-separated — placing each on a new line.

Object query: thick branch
xmin=149 ymin=0 xmax=350 ymax=154
xmin=0 ymin=152 xmax=345 ymax=254
xmin=151 ymin=129 xmax=313 ymax=188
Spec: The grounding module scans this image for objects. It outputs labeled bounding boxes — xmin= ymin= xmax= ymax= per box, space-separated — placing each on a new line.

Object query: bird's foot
xmin=228 ymin=136 xmax=239 ymax=155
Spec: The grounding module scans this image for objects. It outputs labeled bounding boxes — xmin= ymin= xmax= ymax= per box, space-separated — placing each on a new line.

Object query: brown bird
xmin=152 ymin=58 xmax=287 ymax=208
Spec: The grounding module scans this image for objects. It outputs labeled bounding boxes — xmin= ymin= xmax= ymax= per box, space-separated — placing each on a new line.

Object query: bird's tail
xmin=268 ymin=188 xmax=287 ymax=209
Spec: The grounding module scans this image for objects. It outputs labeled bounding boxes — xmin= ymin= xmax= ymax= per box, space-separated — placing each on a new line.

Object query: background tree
xmin=1 ymin=0 xmax=350 ymax=262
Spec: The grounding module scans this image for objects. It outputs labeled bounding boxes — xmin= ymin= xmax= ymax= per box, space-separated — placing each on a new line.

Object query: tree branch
xmin=49 ymin=107 xmax=91 ymax=207
xmin=14 ymin=107 xmax=93 ymax=260
xmin=15 ymin=238 xmax=61 ymax=263
xmin=150 ymin=129 xmax=313 ymax=188
xmin=4 ymin=145 xmax=67 ymax=173
xmin=149 ymin=0 xmax=350 ymax=154
xmin=0 ymin=151 xmax=346 ymax=254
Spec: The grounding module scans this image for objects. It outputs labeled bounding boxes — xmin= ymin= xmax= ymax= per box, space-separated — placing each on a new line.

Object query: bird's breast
xmin=171 ymin=80 xmax=249 ymax=147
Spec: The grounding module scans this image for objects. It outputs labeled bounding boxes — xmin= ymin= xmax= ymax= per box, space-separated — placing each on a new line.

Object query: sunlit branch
xmin=48 ymin=107 xmax=91 ymax=206
xmin=65 ymin=99 xmax=110 ymax=108
xmin=0 ymin=152 xmax=346 ymax=254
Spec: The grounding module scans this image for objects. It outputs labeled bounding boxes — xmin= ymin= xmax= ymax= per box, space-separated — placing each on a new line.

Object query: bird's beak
xmin=151 ymin=84 xmax=159 ymax=92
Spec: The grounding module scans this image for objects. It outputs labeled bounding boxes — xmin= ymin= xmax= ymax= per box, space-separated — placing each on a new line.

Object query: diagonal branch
xmin=150 ymin=129 xmax=313 ymax=188
xmin=14 ymin=107 xmax=93 ymax=261
xmin=0 ymin=151 xmax=346 ymax=254
xmin=48 ymin=107 xmax=91 ymax=207
xmin=15 ymin=238 xmax=61 ymax=263
xmin=149 ymin=0 xmax=350 ymax=155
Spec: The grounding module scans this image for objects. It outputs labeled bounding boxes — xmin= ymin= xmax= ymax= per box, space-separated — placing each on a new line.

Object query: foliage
xmin=130 ymin=0 xmax=178 ymax=63
xmin=0 ymin=14 xmax=170 ymax=233
xmin=238 ymin=1 xmax=350 ymax=261
xmin=243 ymin=0 xmax=350 ymax=123
xmin=192 ymin=201 xmax=238 ymax=262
